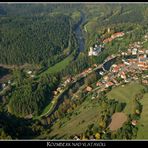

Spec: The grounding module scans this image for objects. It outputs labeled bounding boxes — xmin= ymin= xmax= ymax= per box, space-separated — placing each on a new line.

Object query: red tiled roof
xmin=103 ymin=38 xmax=113 ymax=43
xmin=113 ymin=66 xmax=120 ymax=72
xmin=103 ymin=32 xmax=124 ymax=44
xmin=96 ymin=82 xmax=102 ymax=86
xmin=111 ymin=32 xmax=124 ymax=39
xmin=106 ymin=82 xmax=114 ymax=86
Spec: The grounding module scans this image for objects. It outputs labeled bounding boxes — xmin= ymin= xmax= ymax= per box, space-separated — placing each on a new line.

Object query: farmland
xmin=109 ymin=112 xmax=127 ymax=131
xmin=107 ymin=82 xmax=145 ymax=114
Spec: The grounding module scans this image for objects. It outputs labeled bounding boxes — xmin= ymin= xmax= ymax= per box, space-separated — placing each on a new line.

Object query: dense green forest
xmin=0 ymin=14 xmax=72 ymax=65
xmin=1 ymin=4 xmax=148 ymax=66
xmin=7 ymin=69 xmax=59 ymax=117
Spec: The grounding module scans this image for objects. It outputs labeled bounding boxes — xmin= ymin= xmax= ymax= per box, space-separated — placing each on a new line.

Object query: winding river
xmin=41 ymin=12 xmax=117 ymax=120
xmin=73 ymin=12 xmax=86 ymax=60
xmin=74 ymin=12 xmax=86 ymax=52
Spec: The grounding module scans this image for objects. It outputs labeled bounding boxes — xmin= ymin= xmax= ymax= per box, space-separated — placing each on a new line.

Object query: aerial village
xmin=51 ymin=30 xmax=148 ymax=99
xmin=85 ymin=33 xmax=148 ymax=95
xmin=1 ymin=29 xmax=148 ymax=104
xmin=88 ymin=29 xmax=125 ymax=57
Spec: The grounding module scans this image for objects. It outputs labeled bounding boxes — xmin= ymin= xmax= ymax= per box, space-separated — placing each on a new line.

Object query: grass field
xmin=107 ymin=82 xmax=145 ymax=114
xmin=143 ymin=41 xmax=148 ymax=48
xmin=48 ymin=95 xmax=101 ymax=139
xmin=40 ymin=53 xmax=73 ymax=76
xmin=84 ymin=20 xmax=98 ymax=34
xmin=136 ymin=93 xmax=148 ymax=139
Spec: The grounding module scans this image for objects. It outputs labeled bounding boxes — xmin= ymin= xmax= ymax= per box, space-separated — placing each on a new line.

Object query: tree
xmin=98 ymin=118 xmax=106 ymax=129
xmin=47 ymin=117 xmax=51 ymax=125
xmin=95 ymin=133 xmax=101 ymax=139
xmin=85 ymin=71 xmax=97 ymax=85
xmin=40 ymin=118 xmax=47 ymax=125
xmin=115 ymin=103 xmax=123 ymax=112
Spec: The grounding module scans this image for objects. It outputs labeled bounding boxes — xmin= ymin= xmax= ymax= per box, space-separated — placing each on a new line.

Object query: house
xmin=88 ymin=47 xmax=93 ymax=56
xmin=93 ymin=64 xmax=98 ymax=68
xmin=86 ymin=86 xmax=93 ymax=92
xmin=105 ymin=82 xmax=114 ymax=88
xmin=99 ymin=71 xmax=104 ymax=75
xmin=89 ymin=135 xmax=95 ymax=140
xmin=73 ymin=136 xmax=80 ymax=140
xmin=8 ymin=80 xmax=11 ymax=84
xmin=103 ymin=75 xmax=109 ymax=81
xmin=128 ymin=59 xmax=138 ymax=64
xmin=128 ymin=48 xmax=132 ymax=54
xmin=2 ymin=83 xmax=6 ymax=88
xmin=64 ymin=77 xmax=73 ymax=85
xmin=57 ymin=87 xmax=62 ymax=93
xmin=135 ymin=109 xmax=140 ymax=114
xmin=132 ymin=48 xmax=138 ymax=55
xmin=111 ymin=64 xmax=117 ymax=68
xmin=142 ymin=79 xmax=148 ymax=84
xmin=111 ymin=32 xmax=125 ymax=39
xmin=96 ymin=82 xmax=102 ymax=87
xmin=103 ymin=37 xmax=113 ymax=44
xmin=112 ymin=78 xmax=118 ymax=84
xmin=112 ymin=65 xmax=120 ymax=73
xmin=53 ymin=91 xmax=58 ymax=95
xmin=118 ymin=63 xmax=125 ymax=68
xmin=103 ymin=32 xmax=124 ymax=44
xmin=131 ymin=120 xmax=137 ymax=126
xmin=27 ymin=70 xmax=32 ymax=74
xmin=138 ymin=49 xmax=145 ymax=54
xmin=133 ymin=76 xmax=138 ymax=80
xmin=120 ymin=71 xmax=126 ymax=79
xmin=144 ymin=34 xmax=148 ymax=39
xmin=138 ymin=62 xmax=146 ymax=68
xmin=88 ymin=68 xmax=92 ymax=71
xmin=125 ymin=78 xmax=131 ymax=83
xmin=66 ymin=77 xmax=73 ymax=83
xmin=139 ymin=54 xmax=148 ymax=62
xmin=88 ymin=45 xmax=102 ymax=56
xmin=121 ymin=52 xmax=126 ymax=56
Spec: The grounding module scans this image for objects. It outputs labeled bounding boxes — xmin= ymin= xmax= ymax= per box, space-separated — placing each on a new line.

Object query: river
xmin=42 ymin=12 xmax=117 ymax=120
xmin=73 ymin=12 xmax=86 ymax=60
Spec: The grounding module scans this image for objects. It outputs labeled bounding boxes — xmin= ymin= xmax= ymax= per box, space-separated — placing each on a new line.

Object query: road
xmin=39 ymin=56 xmax=117 ymax=118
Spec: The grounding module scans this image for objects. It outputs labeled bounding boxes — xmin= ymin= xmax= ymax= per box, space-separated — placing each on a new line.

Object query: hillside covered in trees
xmin=0 ymin=14 xmax=72 ymax=65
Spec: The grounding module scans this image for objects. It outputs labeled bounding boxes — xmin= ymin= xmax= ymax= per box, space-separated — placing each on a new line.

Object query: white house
xmin=27 ymin=71 xmax=32 ymax=74
xmin=132 ymin=48 xmax=138 ymax=55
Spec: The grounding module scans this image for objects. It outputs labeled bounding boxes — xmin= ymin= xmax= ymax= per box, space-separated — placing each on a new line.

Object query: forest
xmin=7 ymin=69 xmax=59 ymax=117
xmin=0 ymin=14 xmax=73 ymax=66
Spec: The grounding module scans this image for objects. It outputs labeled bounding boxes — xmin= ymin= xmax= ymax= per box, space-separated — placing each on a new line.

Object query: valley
xmin=0 ymin=3 xmax=148 ymax=140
